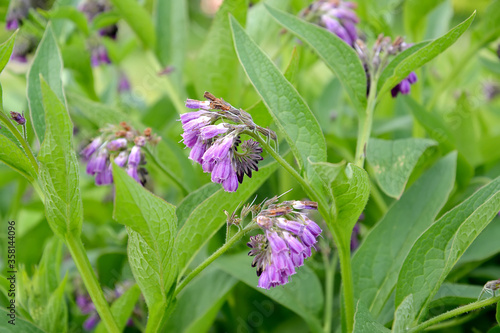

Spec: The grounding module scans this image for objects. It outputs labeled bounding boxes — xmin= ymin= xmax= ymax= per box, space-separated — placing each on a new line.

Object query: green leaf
xmin=108 ymin=0 xmax=156 ymax=48
xmin=48 ymin=6 xmax=89 ymax=35
xmin=39 ymin=275 xmax=68 ymax=333
xmin=216 ymin=252 xmax=324 ymax=333
xmin=165 ymin=268 xmax=237 ymax=333
xmin=38 ymin=237 xmax=63 ymax=297
xmin=38 ymin=78 xmax=83 ymax=238
xmin=0 ymin=31 xmax=17 ymax=74
xmin=0 ymin=133 xmax=37 ymax=181
xmin=175 ymin=161 xmax=278 ymax=274
xmin=0 ymin=308 xmax=46 ymax=332
xmin=331 ymin=164 xmax=370 ymax=249
xmin=456 ymin=219 xmax=500 ymax=269
xmin=395 ymin=175 xmax=500 ymax=323
xmin=230 ymin=16 xmax=327 ymax=186
xmin=95 ymin=284 xmax=142 ymax=333
xmin=392 ymin=295 xmax=414 ymax=333
xmin=176 ymin=183 xmax=219 ymax=229
xmin=195 ymin=0 xmax=248 ymax=100
xmin=353 ymin=302 xmax=391 ymax=333
xmin=403 ymin=0 xmax=445 ymax=41
xmin=27 ymin=24 xmax=65 ymax=144
xmin=430 ymin=283 xmax=483 ymax=308
xmin=265 ymin=5 xmax=367 ymax=114
xmin=112 ymin=164 xmax=178 ymax=314
xmin=352 ymin=153 xmax=456 ymax=318
xmin=366 ymin=138 xmax=437 ymax=199
xmin=67 ymin=91 xmax=124 ymax=127
xmin=378 ymin=12 xmax=476 ymax=97
xmin=309 ymin=160 xmax=345 ymax=201
xmin=154 ymin=0 xmax=187 ymax=88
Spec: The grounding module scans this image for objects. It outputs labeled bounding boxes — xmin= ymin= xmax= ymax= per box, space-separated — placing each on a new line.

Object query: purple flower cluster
xmin=181 ymin=93 xmax=270 ymax=192
xmin=303 ymin=1 xmax=418 ymax=98
xmin=391 ymin=71 xmax=418 ymax=97
xmin=247 ymin=200 xmax=322 ymax=289
xmin=81 ymin=122 xmax=160 ymax=186
xmin=76 ymin=294 xmax=100 ymax=331
xmin=301 ymin=0 xmax=358 ymax=47
xmin=79 ymin=0 xmax=118 ymax=66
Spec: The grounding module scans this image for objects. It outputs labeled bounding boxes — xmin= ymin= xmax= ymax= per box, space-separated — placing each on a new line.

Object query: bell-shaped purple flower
xmin=95 ymin=167 xmax=113 ymax=186
xmin=200 ymin=123 xmax=229 ymax=140
xmin=185 ymin=99 xmax=211 ymax=110
xmin=222 ymin=169 xmax=239 ymax=192
xmin=128 ymin=146 xmax=141 ymax=167
xmin=127 ymin=165 xmax=140 ymax=183
xmin=82 ymin=138 xmax=102 ymax=160
xmin=107 ymin=138 xmax=128 ymax=151
xmin=114 ymin=151 xmax=128 ymax=167
xmin=83 ymin=314 xmax=100 ymax=331
xmin=266 ymin=230 xmax=288 ymax=253
xmin=189 ymin=137 xmax=207 ymax=164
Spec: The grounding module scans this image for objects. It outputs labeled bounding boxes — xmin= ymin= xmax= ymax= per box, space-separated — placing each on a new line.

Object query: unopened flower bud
xmin=9 ymin=111 xmax=26 ymax=125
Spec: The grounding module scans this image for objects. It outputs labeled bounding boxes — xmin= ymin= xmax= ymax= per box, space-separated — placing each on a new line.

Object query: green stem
xmin=0 ymin=112 xmax=39 ymax=174
xmin=322 ymin=249 xmax=337 ymax=333
xmin=65 ymin=234 xmax=120 ymax=333
xmin=245 ymin=131 xmax=329 ymax=219
xmin=246 ymin=131 xmax=357 ymax=332
xmin=407 ymin=295 xmax=500 ymax=333
xmin=144 ymin=147 xmax=190 ymax=195
xmin=338 ymin=242 xmax=355 ymax=333
xmin=174 ymin=223 xmax=260 ymax=297
xmin=354 ymin=78 xmax=377 ymax=168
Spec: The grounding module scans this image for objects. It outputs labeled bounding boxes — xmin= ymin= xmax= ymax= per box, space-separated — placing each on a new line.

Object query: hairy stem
xmin=174 ymin=223 xmax=260 ymax=297
xmin=65 ymin=234 xmax=119 ymax=333
xmin=408 ymin=295 xmax=500 ymax=333
xmin=354 ymin=78 xmax=378 ymax=168
xmin=245 ymin=131 xmax=329 ymax=219
xmin=322 ymin=249 xmax=337 ymax=333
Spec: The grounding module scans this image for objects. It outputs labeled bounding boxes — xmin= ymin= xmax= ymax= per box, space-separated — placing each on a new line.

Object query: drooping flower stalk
xmin=81 ymin=122 xmax=160 ymax=186
xmin=180 ymin=92 xmax=275 ymax=192
xmin=245 ymin=197 xmax=322 ymax=289
xmin=301 ymin=0 xmax=418 ymax=97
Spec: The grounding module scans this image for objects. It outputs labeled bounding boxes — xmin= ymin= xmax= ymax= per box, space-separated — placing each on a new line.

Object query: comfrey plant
xmin=180 ymin=92 xmax=274 ymax=192
xmin=3 ymin=1 xmax=500 ymax=333
xmin=81 ymin=122 xmax=160 ymax=185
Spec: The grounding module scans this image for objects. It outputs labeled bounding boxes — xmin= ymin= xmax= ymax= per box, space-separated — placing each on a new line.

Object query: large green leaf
xmin=39 ymin=275 xmax=68 ymax=333
xmin=330 ymin=164 xmax=370 ymax=251
xmin=165 ymin=268 xmax=237 ymax=333
xmin=195 ymin=0 xmax=248 ymax=100
xmin=230 ymin=16 xmax=326 ymax=189
xmin=38 ymin=78 xmax=83 ymax=238
xmin=154 ymin=0 xmax=187 ymax=89
xmin=95 ymin=284 xmax=142 ymax=333
xmin=108 ymin=0 xmax=156 ymax=48
xmin=353 ymin=302 xmax=391 ymax=333
xmin=27 ymin=24 xmax=65 ymax=144
xmin=392 ymin=294 xmax=414 ymax=333
xmin=430 ymin=283 xmax=483 ymax=309
xmin=175 ymin=161 xmax=277 ymax=274
xmin=0 ymin=31 xmax=16 ymax=74
xmin=216 ymin=252 xmax=324 ymax=333
xmin=0 ymin=133 xmax=37 ymax=182
xmin=352 ymin=153 xmax=456 ymax=318
xmin=176 ymin=183 xmax=219 ymax=229
xmin=0 ymin=308 xmax=46 ymax=333
xmin=395 ymin=175 xmax=500 ymax=324
xmin=378 ymin=12 xmax=476 ymax=96
xmin=112 ymin=164 xmax=178 ymax=316
xmin=265 ymin=5 xmax=367 ymax=114
xmin=366 ymin=138 xmax=437 ymax=199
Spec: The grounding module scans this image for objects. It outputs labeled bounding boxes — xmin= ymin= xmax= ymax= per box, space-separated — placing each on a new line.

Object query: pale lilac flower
xmin=247 ymin=199 xmax=322 ymax=289
xmin=107 ymin=138 xmax=127 ymax=151
xmin=81 ymin=123 xmax=158 ymax=186
xmin=181 ymin=93 xmax=269 ymax=192
xmin=6 ymin=18 xmax=19 ymax=30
